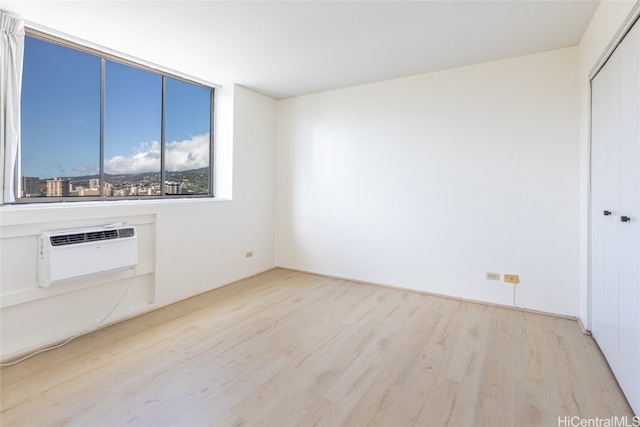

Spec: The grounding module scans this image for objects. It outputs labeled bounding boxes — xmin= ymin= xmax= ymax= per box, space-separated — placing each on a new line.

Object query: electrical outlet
xmin=486 ymin=272 xmax=500 ymax=280
xmin=504 ymin=274 xmax=520 ymax=284
xmin=245 ymin=251 xmax=253 ymax=258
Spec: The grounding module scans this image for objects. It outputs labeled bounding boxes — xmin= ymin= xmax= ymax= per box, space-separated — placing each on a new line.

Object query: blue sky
xmin=21 ymin=36 xmax=211 ymax=179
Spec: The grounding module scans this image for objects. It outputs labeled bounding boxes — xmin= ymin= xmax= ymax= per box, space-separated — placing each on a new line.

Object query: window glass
xmin=164 ymin=77 xmax=211 ymax=195
xmin=104 ymin=60 xmax=162 ymax=197
xmin=21 ymin=36 xmax=100 ymax=198
xmin=19 ymin=35 xmax=214 ymax=201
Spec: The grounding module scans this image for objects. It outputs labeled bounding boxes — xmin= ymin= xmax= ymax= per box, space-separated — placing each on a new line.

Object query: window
xmin=19 ymin=34 xmax=214 ymax=201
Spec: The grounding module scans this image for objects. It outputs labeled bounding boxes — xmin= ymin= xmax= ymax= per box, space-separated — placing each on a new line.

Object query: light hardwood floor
xmin=1 ymin=269 xmax=634 ymax=426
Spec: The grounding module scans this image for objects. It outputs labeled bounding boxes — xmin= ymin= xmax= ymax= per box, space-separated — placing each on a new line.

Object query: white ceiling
xmin=5 ymin=1 xmax=600 ymax=99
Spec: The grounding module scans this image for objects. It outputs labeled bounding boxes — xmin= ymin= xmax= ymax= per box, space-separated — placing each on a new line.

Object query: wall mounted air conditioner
xmin=37 ymin=224 xmax=138 ymax=288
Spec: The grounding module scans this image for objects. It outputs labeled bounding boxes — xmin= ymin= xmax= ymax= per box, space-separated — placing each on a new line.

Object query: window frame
xmin=15 ymin=28 xmax=216 ymax=204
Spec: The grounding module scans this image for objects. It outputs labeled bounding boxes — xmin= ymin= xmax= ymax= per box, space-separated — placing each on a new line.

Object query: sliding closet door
xmin=616 ymin=20 xmax=640 ymax=414
xmin=591 ymin=18 xmax=640 ymax=415
xmin=591 ymin=46 xmax=621 ymax=375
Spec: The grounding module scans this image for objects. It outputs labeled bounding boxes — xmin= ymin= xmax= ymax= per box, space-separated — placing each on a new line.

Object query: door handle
xmin=621 ymin=216 xmax=631 ymax=223
xmin=604 ymin=210 xmax=612 ymax=216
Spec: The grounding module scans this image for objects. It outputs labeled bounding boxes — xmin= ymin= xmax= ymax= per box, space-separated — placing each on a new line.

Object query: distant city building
xmin=20 ymin=172 xmax=203 ymax=199
xmin=77 ymin=188 xmax=99 ymax=196
xmin=164 ymin=182 xmax=182 ymax=194
xmin=46 ymin=178 xmax=70 ymax=197
xmin=76 ymin=179 xmax=112 ymax=197
xmin=21 ymin=176 xmax=40 ymax=197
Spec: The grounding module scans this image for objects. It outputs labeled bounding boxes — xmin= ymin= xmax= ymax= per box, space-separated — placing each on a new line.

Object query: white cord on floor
xmin=0 ymin=268 xmax=137 ymax=368
xmin=512 ymin=282 xmax=518 ymax=308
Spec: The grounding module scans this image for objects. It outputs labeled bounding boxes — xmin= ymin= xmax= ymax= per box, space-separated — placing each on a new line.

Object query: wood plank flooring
xmin=0 ymin=269 xmax=634 ymax=426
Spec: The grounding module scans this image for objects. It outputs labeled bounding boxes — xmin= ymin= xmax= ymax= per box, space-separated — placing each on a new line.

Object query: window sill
xmin=0 ymin=198 xmax=232 ymax=227
xmin=1 ymin=196 xmax=230 ymax=211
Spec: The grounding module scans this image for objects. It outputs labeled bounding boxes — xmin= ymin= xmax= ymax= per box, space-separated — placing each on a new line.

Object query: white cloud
xmin=103 ymin=134 xmax=209 ymax=175
xmin=104 ymin=141 xmax=161 ymax=175
xmin=165 ymin=134 xmax=210 ymax=172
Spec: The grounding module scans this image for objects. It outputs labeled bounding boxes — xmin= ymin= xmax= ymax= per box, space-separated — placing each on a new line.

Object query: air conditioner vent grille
xmin=86 ymin=230 xmax=118 ymax=242
xmin=49 ymin=227 xmax=135 ymax=247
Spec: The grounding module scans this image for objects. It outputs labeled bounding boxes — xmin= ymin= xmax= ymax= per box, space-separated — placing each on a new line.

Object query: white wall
xmin=0 ymin=1 xmax=277 ymax=359
xmin=278 ymin=47 xmax=581 ymax=316
xmin=577 ymin=0 xmax=638 ymax=328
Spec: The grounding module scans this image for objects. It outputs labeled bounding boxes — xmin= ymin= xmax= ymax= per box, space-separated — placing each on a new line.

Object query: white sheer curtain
xmin=0 ymin=12 xmax=25 ymax=203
